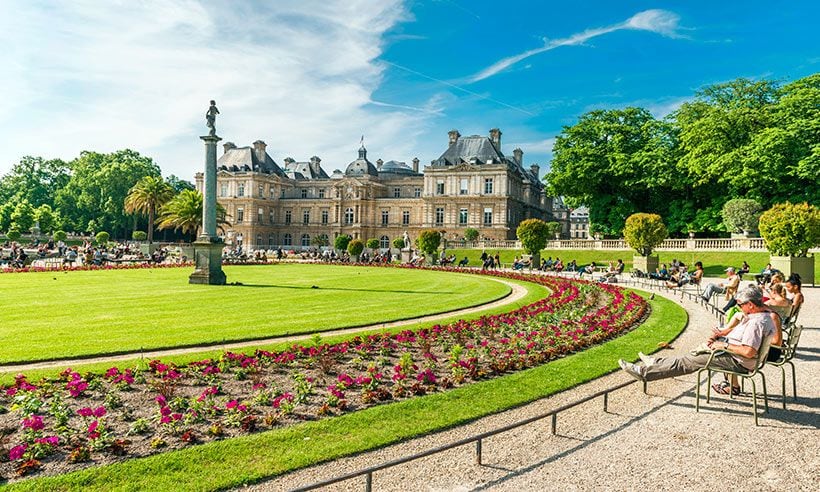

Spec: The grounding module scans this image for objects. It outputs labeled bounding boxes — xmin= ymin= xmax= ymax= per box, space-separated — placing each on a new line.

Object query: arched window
xmin=344 ymin=207 xmax=354 ymax=225
xmin=301 ymin=234 xmax=310 ymax=247
xmin=380 ymin=235 xmax=390 ymax=249
xmin=268 ymin=234 xmax=276 ymax=247
xmin=283 ymin=233 xmax=292 ymax=246
xmin=256 ymin=234 xmax=262 ymax=248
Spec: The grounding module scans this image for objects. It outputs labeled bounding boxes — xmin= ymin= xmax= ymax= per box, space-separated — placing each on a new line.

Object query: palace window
xmin=283 ymin=233 xmax=292 ymax=246
xmin=220 ymin=183 xmax=227 ymax=197
xmin=381 ymin=210 xmax=389 ymax=225
xmin=303 ymin=209 xmax=310 ymax=225
xmin=483 ymin=207 xmax=493 ymax=225
xmin=344 ymin=207 xmax=354 ymax=225
xmin=269 ymin=209 xmax=275 ymax=224
xmin=402 ymin=210 xmax=410 ymax=225
xmin=436 ymin=180 xmax=444 ymax=195
xmin=459 ymin=208 xmax=468 ymax=225
xmin=281 ymin=189 xmax=286 ymax=198
xmin=414 ymin=187 xmax=421 ymax=198
xmin=301 ymin=189 xmax=308 ymax=198
xmin=268 ymin=234 xmax=276 ymax=247
xmin=435 ymin=207 xmax=444 ymax=226
xmin=301 ymin=234 xmax=310 ymax=247
xmin=393 ymin=187 xmax=401 ymax=198
xmin=285 ymin=210 xmax=292 ymax=225
xmin=257 ymin=207 xmax=264 ymax=224
xmin=321 ymin=209 xmax=328 ymax=224
xmin=318 ymin=188 xmax=325 ymax=198
xmin=236 ymin=208 xmax=244 ymax=223
xmin=380 ymin=235 xmax=390 ymax=249
xmin=256 ymin=234 xmax=262 ymax=247
xmin=237 ymin=182 xmax=245 ymax=197
xmin=460 ymin=178 xmax=468 ymax=195
xmin=484 ymin=178 xmax=493 ymax=194
xmin=258 ymin=183 xmax=264 ymax=198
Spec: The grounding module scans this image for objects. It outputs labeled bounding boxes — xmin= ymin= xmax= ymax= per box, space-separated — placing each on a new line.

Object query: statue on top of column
xmin=206 ymin=100 xmax=220 ymax=136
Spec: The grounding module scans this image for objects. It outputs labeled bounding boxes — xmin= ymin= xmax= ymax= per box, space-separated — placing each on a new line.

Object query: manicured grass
xmin=450 ymin=248 xmax=819 ymax=281
xmin=0 ymin=278 xmax=550 ymax=385
xmin=0 ymin=264 xmax=510 ymax=364
xmin=5 ymin=292 xmax=686 ymax=491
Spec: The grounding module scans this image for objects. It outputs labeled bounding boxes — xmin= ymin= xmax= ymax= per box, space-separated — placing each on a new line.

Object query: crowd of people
xmin=0 ymin=238 xmax=184 ymax=269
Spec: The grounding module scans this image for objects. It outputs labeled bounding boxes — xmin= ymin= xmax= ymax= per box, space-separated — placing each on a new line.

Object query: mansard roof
xmin=282 ymin=160 xmax=330 ymax=181
xmin=217 ymin=146 xmax=284 ymax=176
xmin=431 ymin=135 xmax=507 ymax=168
xmin=345 ymin=145 xmax=379 ymax=177
xmin=378 ymin=160 xmax=419 ymax=176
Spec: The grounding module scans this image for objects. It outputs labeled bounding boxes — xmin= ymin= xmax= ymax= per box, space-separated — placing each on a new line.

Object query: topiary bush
xmin=132 ymin=231 xmax=148 ymax=241
xmin=516 ymin=219 xmax=550 ymax=255
xmin=722 ymin=198 xmax=763 ymax=234
xmin=334 ymin=234 xmax=351 ymax=251
xmin=392 ymin=237 xmax=405 ymax=249
xmin=95 ymin=231 xmax=110 ymax=246
xmin=464 ymin=228 xmax=479 ymax=241
xmin=416 ymin=230 xmax=441 ymax=258
xmin=347 ymin=239 xmax=364 ymax=257
xmin=623 ymin=213 xmax=668 ymax=256
xmin=53 ymin=230 xmax=68 ymax=242
xmin=758 ymin=202 xmax=820 ymax=257
xmin=6 ymin=227 xmax=21 ymax=242
xmin=366 ymin=238 xmax=380 ymax=250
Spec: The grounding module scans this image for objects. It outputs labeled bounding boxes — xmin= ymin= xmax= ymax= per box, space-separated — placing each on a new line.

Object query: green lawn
xmin=0 ymin=264 xmax=510 ymax=364
xmin=449 ymin=248 xmax=819 ymax=281
xmin=5 ymin=292 xmax=686 ymax=491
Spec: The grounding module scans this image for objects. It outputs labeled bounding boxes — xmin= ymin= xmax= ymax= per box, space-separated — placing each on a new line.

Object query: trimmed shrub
xmin=392 ymin=237 xmax=405 ymax=249
xmin=464 ymin=228 xmax=479 ymax=241
xmin=416 ymin=230 xmax=441 ymax=257
xmin=95 ymin=231 xmax=110 ymax=246
xmin=758 ymin=202 xmax=820 ymax=257
xmin=366 ymin=238 xmax=380 ymax=250
xmin=347 ymin=239 xmax=365 ymax=257
xmin=53 ymin=230 xmax=68 ymax=242
xmin=6 ymin=228 xmax=21 ymax=242
xmin=722 ymin=198 xmax=763 ymax=234
xmin=334 ymin=234 xmax=352 ymax=251
xmin=516 ymin=219 xmax=550 ymax=255
xmin=623 ymin=213 xmax=668 ymax=256
xmin=132 ymin=231 xmax=148 ymax=241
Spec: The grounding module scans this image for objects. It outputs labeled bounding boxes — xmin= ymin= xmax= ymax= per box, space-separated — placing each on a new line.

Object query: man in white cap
xmin=619 ymin=284 xmax=774 ymax=382
xmin=700 ymin=266 xmax=740 ymax=304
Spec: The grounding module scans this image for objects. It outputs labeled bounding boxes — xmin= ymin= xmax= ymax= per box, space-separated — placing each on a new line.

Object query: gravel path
xmin=0 ymin=276 xmax=527 ymax=374
xmin=248 ymin=275 xmax=819 ymax=492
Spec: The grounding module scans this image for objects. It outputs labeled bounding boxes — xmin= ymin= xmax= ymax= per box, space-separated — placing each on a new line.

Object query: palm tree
xmin=157 ymin=189 xmax=229 ymax=240
xmin=124 ymin=176 xmax=174 ymax=243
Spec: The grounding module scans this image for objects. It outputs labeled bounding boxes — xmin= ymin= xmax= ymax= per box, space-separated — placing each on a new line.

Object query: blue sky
xmin=0 ymin=1 xmax=817 ymax=181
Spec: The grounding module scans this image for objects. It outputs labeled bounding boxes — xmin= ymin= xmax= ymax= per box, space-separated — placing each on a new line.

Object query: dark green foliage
xmin=392 ymin=237 xmax=405 ymax=249
xmin=758 ymin=202 xmax=820 ymax=257
xmin=721 ymin=198 xmax=763 ymax=234
xmin=347 ymin=239 xmax=364 ymax=257
xmin=334 ymin=234 xmax=351 ymax=251
xmin=95 ymin=231 xmax=110 ymax=246
xmin=416 ymin=230 xmax=441 ymax=256
xmin=366 ymin=238 xmax=380 ymax=250
xmin=464 ymin=228 xmax=479 ymax=241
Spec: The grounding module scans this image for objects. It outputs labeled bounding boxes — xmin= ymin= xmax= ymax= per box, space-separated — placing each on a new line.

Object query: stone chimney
xmin=309 ymin=156 xmax=322 ymax=177
xmin=252 ymin=140 xmax=267 ymax=164
xmin=513 ymin=147 xmax=523 ymax=165
xmin=223 ymin=142 xmax=236 ymax=155
xmin=489 ymin=128 xmax=502 ymax=150
xmin=530 ymin=164 xmax=540 ymax=178
xmin=412 ymin=157 xmax=419 ymax=173
xmin=376 ymin=158 xmax=383 ymax=170
xmin=448 ymin=129 xmax=461 ymax=146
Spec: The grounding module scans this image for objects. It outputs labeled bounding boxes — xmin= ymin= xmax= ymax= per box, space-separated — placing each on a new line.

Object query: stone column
xmin=189 ymin=134 xmax=227 ymax=285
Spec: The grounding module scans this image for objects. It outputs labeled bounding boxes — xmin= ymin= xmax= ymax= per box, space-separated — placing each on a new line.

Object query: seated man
xmin=603 ymin=259 xmax=625 ymax=280
xmin=619 ymin=285 xmax=774 ymax=383
xmin=701 ymin=267 xmax=740 ymax=304
xmin=458 ymin=256 xmax=469 ymax=267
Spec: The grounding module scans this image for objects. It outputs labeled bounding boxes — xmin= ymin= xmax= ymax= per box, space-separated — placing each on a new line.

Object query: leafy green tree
xmin=623 ymin=213 xmax=668 ymax=256
xmin=56 ymin=150 xmax=161 ymax=237
xmin=132 ymin=230 xmax=148 ymax=241
xmin=334 ymin=234 xmax=352 ymax=251
xmin=0 ymin=156 xmax=69 ymax=207
xmin=165 ymin=175 xmax=196 ymax=193
xmin=96 ymin=231 xmax=110 ymax=245
xmin=6 ymin=228 xmax=21 ymax=242
xmin=366 ymin=238 xmax=380 ymax=250
xmin=392 ymin=237 xmax=405 ymax=249
xmin=516 ymin=219 xmax=550 ymax=255
xmin=53 ymin=230 xmax=68 ymax=242
xmin=124 ymin=175 xmax=174 ymax=244
xmin=35 ymin=204 xmax=58 ymax=234
xmin=0 ymin=201 xmax=14 ymax=232
xmin=311 ymin=234 xmax=329 ymax=248
xmin=464 ymin=227 xmax=479 ymax=241
xmin=546 ymin=108 xmax=678 ymax=235
xmin=10 ymin=200 xmax=35 ymax=233
xmin=758 ymin=202 xmax=820 ymax=257
xmin=545 ymin=221 xmax=561 ymax=238
xmin=156 ymin=190 xmax=229 ymax=239
xmin=416 ymin=230 xmax=441 ymax=262
xmin=347 ymin=239 xmax=365 ymax=258
xmin=721 ymin=198 xmax=763 ymax=234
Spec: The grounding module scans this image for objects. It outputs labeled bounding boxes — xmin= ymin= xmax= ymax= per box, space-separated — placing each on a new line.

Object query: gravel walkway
xmin=248 ymin=275 xmax=819 ymax=492
xmin=0 ymin=276 xmax=526 ymax=374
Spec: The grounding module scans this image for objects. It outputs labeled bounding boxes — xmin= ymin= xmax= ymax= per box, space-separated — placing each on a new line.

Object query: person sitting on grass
xmin=619 ymin=285 xmax=775 ymax=390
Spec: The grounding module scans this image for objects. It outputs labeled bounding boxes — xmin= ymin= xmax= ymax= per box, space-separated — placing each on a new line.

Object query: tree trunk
xmin=148 ymin=207 xmax=155 ymax=244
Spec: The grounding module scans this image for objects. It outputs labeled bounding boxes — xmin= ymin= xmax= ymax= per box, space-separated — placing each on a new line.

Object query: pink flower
xmin=155 ymin=395 xmax=167 ymax=406
xmin=9 ymin=444 xmax=27 ymax=460
xmin=77 ymin=407 xmax=94 ymax=417
xmin=35 ymin=436 xmax=59 ymax=446
xmin=226 ymin=400 xmax=239 ymax=410
xmin=93 ymin=406 xmax=107 ymax=418
xmin=88 ymin=420 xmax=100 ymax=439
xmin=22 ymin=415 xmax=44 ymax=431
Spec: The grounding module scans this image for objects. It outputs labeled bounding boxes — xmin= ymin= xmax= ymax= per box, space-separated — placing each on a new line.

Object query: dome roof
xmin=345 ymin=145 xmax=379 ymax=176
xmin=379 ymin=160 xmax=417 ymax=175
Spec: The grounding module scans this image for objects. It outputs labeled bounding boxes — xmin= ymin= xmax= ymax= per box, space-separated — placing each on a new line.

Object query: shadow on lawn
xmin=233 ymin=283 xmax=454 ymax=295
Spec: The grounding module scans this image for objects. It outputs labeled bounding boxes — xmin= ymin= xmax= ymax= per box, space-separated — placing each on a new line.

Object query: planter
xmin=633 ymin=255 xmax=659 ymax=275
xmin=770 ymin=255 xmax=815 ymax=285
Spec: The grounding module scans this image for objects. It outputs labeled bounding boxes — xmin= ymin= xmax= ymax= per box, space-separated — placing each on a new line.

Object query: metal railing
xmin=291 ymin=379 xmax=640 ymax=492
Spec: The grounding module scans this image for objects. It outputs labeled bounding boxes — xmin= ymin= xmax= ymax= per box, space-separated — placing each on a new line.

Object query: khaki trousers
xmin=644 ymin=352 xmax=748 ymax=382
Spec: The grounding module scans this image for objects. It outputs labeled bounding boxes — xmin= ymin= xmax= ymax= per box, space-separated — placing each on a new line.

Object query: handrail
xmin=291 ymin=378 xmax=639 ymax=491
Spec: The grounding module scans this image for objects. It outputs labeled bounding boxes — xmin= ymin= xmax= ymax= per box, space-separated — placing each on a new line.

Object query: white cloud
xmin=468 ymin=9 xmax=682 ymax=82
xmin=0 ymin=0 xmax=432 ymax=179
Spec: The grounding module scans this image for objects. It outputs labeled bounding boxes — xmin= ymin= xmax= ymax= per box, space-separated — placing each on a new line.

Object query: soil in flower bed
xmin=0 ymin=272 xmax=647 ymax=482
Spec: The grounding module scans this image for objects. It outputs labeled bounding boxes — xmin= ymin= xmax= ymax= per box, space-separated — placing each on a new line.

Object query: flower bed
xmin=0 ymin=270 xmax=647 ymax=481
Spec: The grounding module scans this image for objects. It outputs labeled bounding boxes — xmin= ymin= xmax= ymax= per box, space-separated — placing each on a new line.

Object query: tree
xmin=545 ymin=221 xmax=561 ymax=238
xmin=366 ymin=238 xmax=380 ymax=251
xmin=10 ymin=200 xmax=35 ymax=234
xmin=165 ymin=175 xmax=196 ymax=193
xmin=0 ymin=201 xmax=15 ymax=232
xmin=0 ymin=156 xmax=69 ymax=207
xmin=392 ymin=237 xmax=405 ymax=249
xmin=516 ymin=219 xmax=550 ymax=255
xmin=35 ymin=204 xmax=58 ymax=234
xmin=132 ymin=231 xmax=148 ymax=241
xmin=156 ymin=190 xmax=229 ymax=239
xmin=124 ymin=175 xmax=174 ymax=244
xmin=758 ymin=202 xmax=820 ymax=257
xmin=623 ymin=213 xmax=668 ymax=256
xmin=311 ymin=234 xmax=329 ymax=248
xmin=721 ymin=198 xmax=763 ymax=234
xmin=6 ymin=228 xmax=21 ymax=242
xmin=464 ymin=227 xmax=479 ymax=241
xmin=416 ymin=230 xmax=441 ymax=261
xmin=334 ymin=234 xmax=352 ymax=251
xmin=347 ymin=239 xmax=364 ymax=258
xmin=95 ymin=231 xmax=110 ymax=245
xmin=53 ymin=230 xmax=68 ymax=242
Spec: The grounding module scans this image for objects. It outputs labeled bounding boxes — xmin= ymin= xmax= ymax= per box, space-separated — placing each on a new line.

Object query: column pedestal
xmin=189 ymin=237 xmax=227 ymax=285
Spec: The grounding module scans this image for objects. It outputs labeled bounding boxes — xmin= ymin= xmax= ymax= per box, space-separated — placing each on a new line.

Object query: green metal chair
xmin=696 ymin=333 xmax=773 ymax=426
xmin=767 ymin=323 xmax=803 ymax=410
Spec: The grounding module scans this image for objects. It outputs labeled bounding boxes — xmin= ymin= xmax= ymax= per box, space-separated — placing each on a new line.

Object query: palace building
xmin=195 ymin=128 xmax=566 ymax=250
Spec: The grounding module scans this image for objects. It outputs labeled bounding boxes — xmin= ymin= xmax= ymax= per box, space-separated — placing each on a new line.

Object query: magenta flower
xmin=22 ymin=415 xmax=44 ymax=431
xmin=77 ymin=407 xmax=94 ymax=417
xmin=93 ymin=406 xmax=107 ymax=418
xmin=9 ymin=444 xmax=27 ymax=460
xmin=35 ymin=436 xmax=59 ymax=446
xmin=155 ymin=395 xmax=167 ymax=406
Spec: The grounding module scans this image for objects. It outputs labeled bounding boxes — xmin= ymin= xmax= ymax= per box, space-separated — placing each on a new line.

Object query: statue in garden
xmin=206 ymin=100 xmax=220 ymax=136
xmin=402 ymin=231 xmax=411 ymax=250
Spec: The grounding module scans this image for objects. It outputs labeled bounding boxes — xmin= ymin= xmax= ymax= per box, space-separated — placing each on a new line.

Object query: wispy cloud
xmin=0 ymin=1 xmax=432 ymax=178
xmin=468 ymin=9 xmax=682 ymax=83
